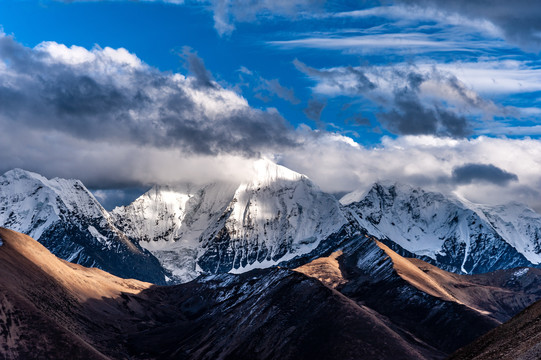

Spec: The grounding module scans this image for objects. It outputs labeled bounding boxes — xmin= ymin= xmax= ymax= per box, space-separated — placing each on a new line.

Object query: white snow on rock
xmin=113 ymin=159 xmax=348 ymax=282
xmin=0 ymin=168 xmax=108 ymax=240
xmin=342 ymin=182 xmax=541 ymax=273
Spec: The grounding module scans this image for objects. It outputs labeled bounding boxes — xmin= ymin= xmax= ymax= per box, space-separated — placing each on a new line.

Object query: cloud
xmin=394 ymin=0 xmax=541 ymax=51
xmin=451 ymin=163 xmax=519 ymax=186
xmin=58 ymin=0 xmax=541 ymax=51
xmin=236 ymin=66 xmax=300 ymax=105
xmin=271 ymin=33 xmax=498 ymax=54
xmin=294 ymin=60 xmax=495 ymax=137
xmin=0 ymin=32 xmax=307 ymax=189
xmin=255 ymin=78 xmax=300 ymax=104
xmin=0 ymin=33 xmax=299 ymax=158
xmin=425 ymin=60 xmax=541 ymax=95
xmin=293 ymin=59 xmax=376 ymax=94
xmin=279 ymin=133 xmax=541 ymax=211
xmin=303 ymin=99 xmax=326 ymax=123
xmin=179 ymin=46 xmax=215 ymax=88
xmin=200 ymin=0 xmax=326 ymax=35
xmin=378 ymin=91 xmax=470 ymax=137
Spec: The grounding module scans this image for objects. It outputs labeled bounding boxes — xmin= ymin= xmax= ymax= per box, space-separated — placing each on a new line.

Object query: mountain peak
xmin=251 ymin=158 xmax=304 ymax=185
xmin=2 ymin=168 xmax=49 ymax=183
xmin=340 ymin=181 xmax=422 ymax=206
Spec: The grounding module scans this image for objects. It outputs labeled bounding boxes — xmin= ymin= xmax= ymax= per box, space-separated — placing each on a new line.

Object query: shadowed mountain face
xmin=1 ymin=227 xmax=540 ymax=360
xmin=449 ymin=300 xmax=541 ymax=360
xmin=293 ymin=236 xmax=541 ymax=354
xmin=0 ymin=169 xmax=167 ymax=284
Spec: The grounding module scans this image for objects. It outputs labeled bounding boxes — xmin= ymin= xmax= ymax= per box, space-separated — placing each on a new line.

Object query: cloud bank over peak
xmin=0 ymin=32 xmax=301 ymax=187
xmin=280 ymin=133 xmax=541 ymax=211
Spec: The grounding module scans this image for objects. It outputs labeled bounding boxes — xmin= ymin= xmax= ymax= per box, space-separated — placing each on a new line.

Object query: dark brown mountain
xmin=1 ymin=227 xmax=540 ymax=360
xmin=449 ymin=299 xmax=541 ymax=360
xmin=294 ymin=235 xmax=541 ymax=354
xmin=0 ymin=228 xmax=152 ymax=359
xmin=0 ymin=228 xmax=436 ymax=360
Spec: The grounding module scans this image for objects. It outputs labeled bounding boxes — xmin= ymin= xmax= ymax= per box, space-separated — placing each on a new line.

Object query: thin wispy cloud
xmin=269 ymin=33 xmax=505 ymax=55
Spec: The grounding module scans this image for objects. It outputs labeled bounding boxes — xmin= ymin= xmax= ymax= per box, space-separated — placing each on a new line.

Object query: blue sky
xmin=1 ymin=0 xmax=541 ymax=210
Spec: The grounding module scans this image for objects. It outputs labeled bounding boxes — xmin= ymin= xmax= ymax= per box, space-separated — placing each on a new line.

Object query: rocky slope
xmin=3 ymin=227 xmax=540 ymax=359
xmin=0 ymin=227 xmax=152 ymax=359
xmin=342 ymin=182 xmax=539 ymax=274
xmin=0 ymin=169 xmax=166 ymax=284
xmin=294 ymin=234 xmax=541 ymax=354
xmin=449 ymin=299 xmax=541 ymax=360
xmin=0 ymin=228 xmax=437 ymax=360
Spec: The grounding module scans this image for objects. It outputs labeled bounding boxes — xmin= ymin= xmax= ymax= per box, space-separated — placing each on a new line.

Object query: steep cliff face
xmin=342 ymin=182 xmax=536 ymax=274
xmin=0 ymin=169 xmax=166 ymax=284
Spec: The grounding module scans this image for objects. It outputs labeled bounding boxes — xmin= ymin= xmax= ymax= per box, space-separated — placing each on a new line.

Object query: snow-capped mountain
xmin=475 ymin=202 xmax=541 ymax=265
xmin=342 ymin=182 xmax=537 ymax=274
xmin=112 ymin=182 xmax=239 ymax=282
xmin=0 ymin=168 xmax=166 ymax=284
xmin=112 ymin=159 xmax=349 ymax=283
xmin=3 ymin=162 xmax=541 ymax=285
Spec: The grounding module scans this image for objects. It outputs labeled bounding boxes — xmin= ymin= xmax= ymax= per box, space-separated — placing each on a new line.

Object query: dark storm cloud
xmin=452 ymin=163 xmax=519 ymax=186
xmin=0 ymin=34 xmax=299 ymax=157
xmin=303 ymin=99 xmax=326 ymax=123
xmin=394 ymin=0 xmax=541 ymax=51
xmin=295 ymin=60 xmax=475 ymax=138
xmin=378 ymin=88 xmax=471 ymax=137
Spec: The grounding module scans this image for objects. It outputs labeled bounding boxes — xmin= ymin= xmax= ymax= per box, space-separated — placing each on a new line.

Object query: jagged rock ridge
xmin=342 ymin=182 xmax=540 ymax=274
xmin=0 ymin=169 xmax=166 ymax=284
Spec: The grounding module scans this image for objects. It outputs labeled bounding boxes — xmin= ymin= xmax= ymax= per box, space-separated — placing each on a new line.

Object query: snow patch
xmin=513 ymin=268 xmax=529 ymax=277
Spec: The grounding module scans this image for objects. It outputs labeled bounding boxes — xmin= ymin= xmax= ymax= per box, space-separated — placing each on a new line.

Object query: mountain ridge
xmin=1 ymin=163 xmax=541 ymax=284
xmin=342 ymin=182 xmax=539 ymax=274
xmin=0 ymin=168 xmax=167 ymax=284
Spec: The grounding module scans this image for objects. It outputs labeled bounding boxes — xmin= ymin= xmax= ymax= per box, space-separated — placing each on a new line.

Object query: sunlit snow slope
xmin=0 ymin=169 xmax=166 ymax=284
xmin=113 ymin=159 xmax=348 ymax=282
xmin=342 ymin=182 xmax=537 ymax=274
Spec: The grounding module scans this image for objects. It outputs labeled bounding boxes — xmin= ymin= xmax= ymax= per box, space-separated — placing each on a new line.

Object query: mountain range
xmin=1 ymin=159 xmax=541 ymax=359
xmin=1 ymin=227 xmax=540 ymax=359
xmin=1 ymin=159 xmax=540 ymax=284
